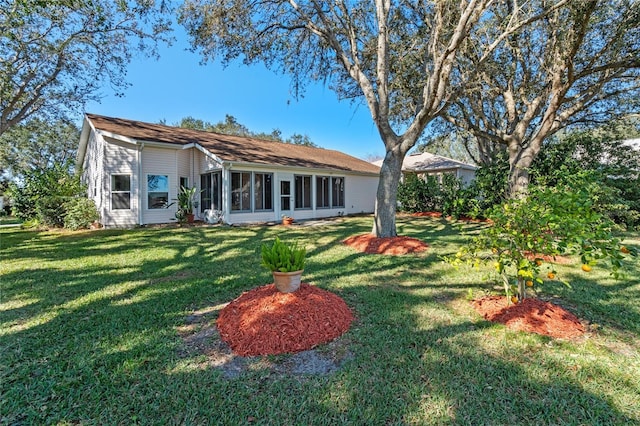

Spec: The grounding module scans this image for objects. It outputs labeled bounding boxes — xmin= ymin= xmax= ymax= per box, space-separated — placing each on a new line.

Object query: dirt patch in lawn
xmin=471 ymin=296 xmax=585 ymax=339
xmin=343 ymin=234 xmax=429 ymax=255
xmin=177 ymin=284 xmax=354 ymax=378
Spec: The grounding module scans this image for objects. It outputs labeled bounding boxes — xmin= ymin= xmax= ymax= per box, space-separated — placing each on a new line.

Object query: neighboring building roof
xmin=84 ymin=113 xmax=380 ymax=175
xmin=372 ymin=152 xmax=477 ymax=172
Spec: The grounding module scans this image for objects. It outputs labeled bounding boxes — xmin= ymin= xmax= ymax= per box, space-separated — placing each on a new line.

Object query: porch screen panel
xmin=294 ymin=175 xmax=311 ymax=209
xmin=254 ymin=173 xmax=273 ymax=211
xmin=231 ymin=171 xmax=251 ymax=211
xmin=316 ymin=176 xmax=330 ymax=208
xmin=332 ymin=177 xmax=345 ymax=208
xmin=200 ymin=174 xmax=211 ymax=212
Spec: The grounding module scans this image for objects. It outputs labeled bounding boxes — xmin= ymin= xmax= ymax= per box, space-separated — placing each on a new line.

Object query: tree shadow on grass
xmin=165 ymin=282 xmax=638 ymax=425
xmin=1 ymin=218 xmax=638 ymax=424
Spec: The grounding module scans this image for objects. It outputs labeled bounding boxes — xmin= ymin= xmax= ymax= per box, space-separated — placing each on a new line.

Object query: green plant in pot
xmin=261 ymin=236 xmax=306 ymax=293
xmin=176 ymin=186 xmax=198 ymax=223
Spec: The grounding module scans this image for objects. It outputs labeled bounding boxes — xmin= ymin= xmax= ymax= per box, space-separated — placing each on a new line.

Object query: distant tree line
xmin=171 ymin=115 xmax=319 ymax=147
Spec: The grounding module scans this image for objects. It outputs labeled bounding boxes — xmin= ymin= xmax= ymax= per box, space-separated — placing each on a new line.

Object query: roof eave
xmin=226 ymin=160 xmax=379 ymax=176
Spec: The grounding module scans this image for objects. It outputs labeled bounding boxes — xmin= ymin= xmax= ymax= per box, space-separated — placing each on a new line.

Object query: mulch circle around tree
xmin=343 ymin=234 xmax=429 ymax=255
xmin=471 ymin=296 xmax=585 ymax=339
xmin=217 ymin=283 xmax=354 ymax=356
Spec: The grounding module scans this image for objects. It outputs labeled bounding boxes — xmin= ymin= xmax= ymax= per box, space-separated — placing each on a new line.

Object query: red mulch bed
xmin=471 ymin=296 xmax=585 ymax=339
xmin=524 ymin=251 xmax=573 ymax=265
xmin=217 ymin=283 xmax=353 ymax=356
xmin=343 ymin=234 xmax=429 ymax=255
xmin=412 ymin=211 xmax=443 ymax=218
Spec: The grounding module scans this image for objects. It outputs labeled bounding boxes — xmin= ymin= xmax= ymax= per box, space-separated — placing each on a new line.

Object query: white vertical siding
xmin=102 ymin=137 xmax=139 ymax=227
xmin=141 ymin=147 xmax=179 ymax=225
xmin=344 ymin=174 xmax=377 ymax=215
xmin=81 ymin=131 xmax=104 ymax=221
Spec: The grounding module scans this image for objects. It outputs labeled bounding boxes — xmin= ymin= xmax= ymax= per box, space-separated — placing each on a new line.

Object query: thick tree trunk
xmin=372 ymin=149 xmax=405 ymax=237
xmin=508 ymin=143 xmax=536 ymax=197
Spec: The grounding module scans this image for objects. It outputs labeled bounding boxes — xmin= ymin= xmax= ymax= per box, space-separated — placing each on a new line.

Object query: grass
xmin=1 ymin=216 xmax=639 ymax=425
xmin=0 ymin=216 xmax=21 ymax=225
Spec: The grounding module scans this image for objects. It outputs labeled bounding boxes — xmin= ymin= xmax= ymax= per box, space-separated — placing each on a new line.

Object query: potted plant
xmin=261 ymin=236 xmax=306 ymax=293
xmin=281 ymin=214 xmax=294 ymax=226
xmin=176 ymin=186 xmax=199 ymax=223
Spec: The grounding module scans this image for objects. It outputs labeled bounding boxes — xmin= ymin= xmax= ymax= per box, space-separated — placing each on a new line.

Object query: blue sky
xmin=84 ymin=27 xmax=385 ymax=160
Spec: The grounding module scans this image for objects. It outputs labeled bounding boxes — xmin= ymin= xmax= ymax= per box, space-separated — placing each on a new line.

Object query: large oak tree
xmin=445 ymin=0 xmax=640 ymax=195
xmin=0 ymin=0 xmax=172 ymax=136
xmin=179 ymin=0 xmax=565 ymax=237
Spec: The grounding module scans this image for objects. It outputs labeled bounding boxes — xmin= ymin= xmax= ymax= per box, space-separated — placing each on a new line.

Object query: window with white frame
xmin=111 ymin=174 xmax=131 ymax=210
xmin=295 ymin=175 xmax=312 ymax=209
xmin=147 ymin=175 xmax=169 ymax=209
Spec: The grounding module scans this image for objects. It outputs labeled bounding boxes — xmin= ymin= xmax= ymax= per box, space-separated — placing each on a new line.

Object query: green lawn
xmin=1 ymin=216 xmax=639 ymax=425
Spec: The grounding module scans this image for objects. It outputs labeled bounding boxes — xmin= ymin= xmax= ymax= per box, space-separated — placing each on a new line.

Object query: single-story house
xmin=76 ymin=114 xmax=380 ymax=228
xmin=373 ymin=152 xmax=478 ymax=186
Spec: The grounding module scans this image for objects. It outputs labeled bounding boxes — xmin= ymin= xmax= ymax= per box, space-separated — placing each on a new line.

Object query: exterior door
xmin=280 ymin=180 xmax=292 ymax=216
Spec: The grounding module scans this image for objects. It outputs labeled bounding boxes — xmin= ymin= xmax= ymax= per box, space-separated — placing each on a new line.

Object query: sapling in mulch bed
xmin=448 ymin=177 xmax=637 ymax=303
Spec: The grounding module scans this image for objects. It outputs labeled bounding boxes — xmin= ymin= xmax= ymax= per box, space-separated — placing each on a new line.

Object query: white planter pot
xmin=272 ymin=270 xmax=303 ymax=293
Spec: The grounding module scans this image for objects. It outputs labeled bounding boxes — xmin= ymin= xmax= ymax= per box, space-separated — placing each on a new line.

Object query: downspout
xmin=138 ymin=141 xmax=144 ymax=225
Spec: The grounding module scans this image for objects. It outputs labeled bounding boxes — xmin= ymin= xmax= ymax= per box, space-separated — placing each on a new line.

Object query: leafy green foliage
xmin=7 ymin=162 xmax=84 ymax=221
xmin=261 ymin=236 xmax=306 ymax=272
xmin=63 ymin=198 xmax=99 ymax=230
xmin=397 ymin=173 xmax=480 ymax=218
xmin=174 ymin=115 xmax=318 ymax=146
xmin=531 ymin=125 xmax=640 ymax=229
xmin=0 ymin=119 xmax=79 ymax=179
xmin=449 ymin=177 xmax=638 ymax=300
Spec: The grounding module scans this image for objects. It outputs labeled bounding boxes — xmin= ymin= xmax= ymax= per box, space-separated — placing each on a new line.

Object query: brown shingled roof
xmin=86 ymin=113 xmax=380 ymax=175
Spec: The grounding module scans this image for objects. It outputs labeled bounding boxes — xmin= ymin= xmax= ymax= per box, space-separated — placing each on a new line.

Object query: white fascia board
xmin=193 ymin=143 xmax=224 ymax=167
xmin=97 ymin=130 xmax=138 ymax=145
xmin=225 ymin=160 xmax=380 ymax=177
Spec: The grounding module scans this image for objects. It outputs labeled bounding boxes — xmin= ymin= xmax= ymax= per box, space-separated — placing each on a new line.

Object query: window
xmin=147 ymin=174 xmax=169 ymax=209
xmin=111 ymin=175 xmax=131 ymax=210
xmin=179 ymin=176 xmax=189 ymax=189
xmin=295 ymin=175 xmax=312 ymax=209
xmin=231 ymin=172 xmax=251 ymax=211
xmin=254 ymin=173 xmax=273 ymax=211
xmin=316 ymin=176 xmax=330 ymax=208
xmin=332 ymin=177 xmax=345 ymax=208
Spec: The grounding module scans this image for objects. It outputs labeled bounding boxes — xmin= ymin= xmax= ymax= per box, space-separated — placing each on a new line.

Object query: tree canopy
xmin=444 ymin=0 xmax=640 ymax=195
xmin=0 ymin=0 xmax=172 ymax=136
xmin=180 ymin=0 xmax=565 ymax=237
xmin=174 ymin=115 xmax=318 ymax=147
xmin=0 ymin=118 xmax=79 ymax=180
